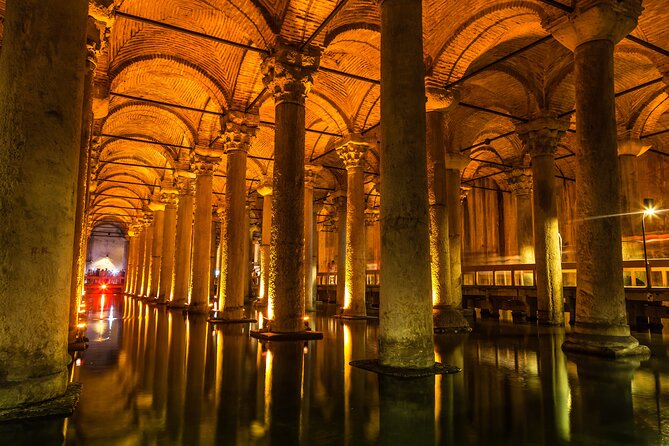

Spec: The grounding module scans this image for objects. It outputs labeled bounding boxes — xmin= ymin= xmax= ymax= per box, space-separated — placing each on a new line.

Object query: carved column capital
xmin=516 ymin=114 xmax=569 ymax=158
xmin=507 ymin=168 xmax=533 ymax=196
xmin=256 ymin=177 xmax=273 ymax=197
xmin=617 ymin=137 xmax=651 ymax=157
xmin=544 ymin=0 xmax=643 ymax=50
xmin=365 ymin=209 xmax=380 ymax=226
xmin=191 ymin=151 xmax=220 ymax=176
xmin=304 ymin=165 xmax=322 ymax=188
xmin=159 ymin=187 xmax=179 ymax=206
xmin=221 ymin=111 xmax=259 ymax=154
xmin=140 ymin=211 xmax=154 ymax=228
xmin=444 ymin=153 xmax=470 ymax=171
xmin=336 ymin=140 xmax=368 ymax=170
xmin=175 ymin=173 xmax=196 ymax=196
xmin=261 ymin=44 xmax=321 ymax=106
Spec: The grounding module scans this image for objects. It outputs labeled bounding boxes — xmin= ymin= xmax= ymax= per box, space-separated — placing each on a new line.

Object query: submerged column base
xmin=350 ymin=359 xmax=460 ymax=378
xmin=187 ymin=303 xmax=210 ymax=315
xmin=209 ymin=307 xmax=256 ymax=324
xmin=433 ymin=305 xmax=472 ymax=334
xmin=0 ymin=377 xmax=79 ymax=420
xmin=562 ymin=322 xmax=650 ymax=359
xmin=250 ymin=329 xmax=323 ymax=341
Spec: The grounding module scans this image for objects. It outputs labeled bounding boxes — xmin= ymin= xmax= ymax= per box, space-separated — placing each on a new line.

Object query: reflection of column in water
xmin=152 ymin=306 xmax=170 ymax=426
xmin=141 ymin=306 xmax=157 ymax=391
xmin=434 ymin=334 xmax=467 ymax=445
xmin=537 ymin=330 xmax=570 ymax=443
xmin=379 ymin=375 xmax=435 ymax=446
xmin=570 ymin=356 xmax=643 ymax=444
xmin=183 ymin=315 xmax=208 ymax=445
xmin=301 ymin=339 xmax=312 ymax=443
xmin=165 ymin=311 xmax=187 ymax=443
xmin=267 ymin=342 xmax=304 ymax=446
xmin=133 ymin=302 xmax=147 ymax=387
xmin=344 ymin=321 xmax=368 ymax=445
xmin=215 ymin=325 xmax=248 ymax=445
xmin=0 ymin=418 xmax=66 ymax=445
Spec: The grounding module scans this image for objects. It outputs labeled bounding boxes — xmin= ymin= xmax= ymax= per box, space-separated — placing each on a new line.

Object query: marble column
xmin=334 ymin=193 xmax=347 ymax=309
xmin=134 ymin=225 xmax=147 ymax=296
xmin=428 ymin=114 xmax=470 ymax=333
xmin=517 ymin=115 xmax=568 ymax=325
xmin=158 ymin=188 xmax=178 ymax=304
xmin=171 ymin=174 xmax=195 ymax=308
xmin=190 ymin=151 xmax=220 ymax=314
xmin=125 ymin=231 xmax=136 ymax=295
xmin=304 ymin=165 xmax=321 ymax=313
xmin=378 ymin=0 xmax=434 ymax=368
xmin=508 ymin=169 xmax=534 ymax=264
xmin=0 ymin=0 xmax=88 ymax=410
xmin=148 ymin=202 xmax=165 ymax=299
xmin=261 ymin=44 xmax=320 ymax=332
xmin=256 ymin=180 xmax=272 ymax=307
xmin=218 ymin=111 xmax=258 ymax=321
xmin=336 ymin=140 xmax=368 ymax=318
xmin=140 ymin=212 xmax=154 ymax=298
xmin=444 ymin=153 xmax=470 ymax=314
xmin=618 ymin=137 xmax=649 ymax=260
xmin=547 ymin=0 xmax=648 ymax=357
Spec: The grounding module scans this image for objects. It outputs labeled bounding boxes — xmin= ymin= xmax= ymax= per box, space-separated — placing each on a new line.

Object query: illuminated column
xmin=336 ymin=140 xmax=368 ymax=318
xmin=508 ymin=168 xmax=534 ymax=263
xmin=171 ymin=174 xmax=195 ymax=308
xmin=334 ymin=192 xmax=347 ymax=309
xmin=256 ymin=180 xmax=272 ymax=307
xmin=125 ymin=229 xmax=138 ymax=294
xmin=378 ymin=0 xmax=433 ymax=368
xmin=148 ymin=201 xmax=165 ymax=299
xmin=219 ymin=111 xmax=258 ymax=321
xmin=304 ymin=165 xmax=321 ymax=312
xmin=190 ymin=150 xmax=220 ymax=314
xmin=216 ymin=206 xmax=227 ymax=309
xmin=0 ymin=0 xmax=87 ymax=410
xmin=617 ymin=136 xmax=649 ymax=260
xmin=140 ymin=212 xmax=154 ymax=298
xmin=517 ymin=115 xmax=568 ymax=325
xmin=444 ymin=154 xmax=469 ymax=310
xmin=158 ymin=188 xmax=178 ymax=303
xmin=547 ymin=0 xmax=648 ymax=357
xmin=134 ymin=225 xmax=147 ymax=296
xmin=261 ymin=44 xmax=320 ymax=333
xmin=428 ymin=113 xmax=470 ymax=333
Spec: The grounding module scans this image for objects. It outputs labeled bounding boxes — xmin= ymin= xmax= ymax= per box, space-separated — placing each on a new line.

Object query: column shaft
xmin=336 ymin=197 xmax=347 ymax=308
xmin=172 ymin=182 xmax=194 ymax=307
xmin=517 ymin=193 xmax=534 ymax=263
xmin=191 ymin=171 xmax=214 ymax=313
xmin=379 ymin=0 xmax=434 ymax=368
xmin=149 ymin=209 xmax=165 ymax=298
xmin=445 ymin=168 xmax=463 ymax=308
xmin=141 ymin=222 xmax=154 ymax=297
xmin=304 ymin=182 xmax=315 ymax=312
xmin=158 ymin=202 xmax=178 ymax=303
xmin=344 ymin=166 xmax=366 ymax=316
xmin=0 ymin=0 xmax=88 ymax=409
xmin=134 ymin=230 xmax=146 ymax=296
xmin=259 ymin=193 xmax=272 ymax=305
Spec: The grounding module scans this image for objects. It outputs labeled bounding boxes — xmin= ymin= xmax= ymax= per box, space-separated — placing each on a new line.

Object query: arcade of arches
xmin=2 ymin=0 xmax=669 ymax=442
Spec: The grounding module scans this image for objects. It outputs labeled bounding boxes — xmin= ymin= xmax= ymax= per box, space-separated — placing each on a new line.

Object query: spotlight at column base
xmin=562 ymin=332 xmax=651 ymax=359
xmin=350 ymin=359 xmax=460 ymax=378
xmin=0 ymin=381 xmax=81 ymax=421
xmin=433 ymin=306 xmax=472 ymax=334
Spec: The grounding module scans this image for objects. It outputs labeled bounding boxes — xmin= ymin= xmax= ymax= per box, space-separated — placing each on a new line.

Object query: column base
xmin=0 ymin=382 xmax=81 ymax=422
xmin=208 ymin=309 xmax=257 ymax=324
xmin=250 ymin=329 xmax=323 ymax=341
xmin=167 ymin=300 xmax=187 ymax=309
xmin=433 ymin=306 xmax=472 ymax=334
xmin=350 ymin=359 xmax=460 ymax=378
xmin=562 ymin=325 xmax=650 ymax=359
xmin=187 ymin=303 xmax=210 ymax=315
xmin=252 ymin=298 xmax=268 ymax=308
xmin=0 ymin=369 xmax=74 ymax=413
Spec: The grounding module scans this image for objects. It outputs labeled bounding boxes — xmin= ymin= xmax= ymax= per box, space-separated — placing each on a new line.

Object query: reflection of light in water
xmin=264 ymin=349 xmax=273 ymax=428
xmin=344 ymin=324 xmax=352 ymax=439
xmin=100 ymin=294 xmax=105 ymax=320
xmin=258 ymin=312 xmax=264 ymax=330
xmin=215 ymin=329 xmax=223 ymax=406
xmin=109 ymin=305 xmax=114 ymax=330
xmin=434 ymin=350 xmax=442 ymax=428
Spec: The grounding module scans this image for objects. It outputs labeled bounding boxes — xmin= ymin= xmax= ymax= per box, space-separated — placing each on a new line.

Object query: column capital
xmin=176 ymin=174 xmax=196 ymax=196
xmin=256 ymin=177 xmax=273 ymax=196
xmin=444 ymin=153 xmax=470 ymax=171
xmin=304 ymin=165 xmax=322 ymax=188
xmin=507 ymin=168 xmax=533 ymax=196
xmin=221 ymin=111 xmax=259 ymax=154
xmin=148 ymin=201 xmax=166 ymax=212
xmin=159 ymin=187 xmax=179 ymax=206
xmin=191 ymin=150 xmax=221 ymax=175
xmin=516 ymin=114 xmax=569 ymax=158
xmin=544 ymin=0 xmax=642 ymax=51
xmin=365 ymin=209 xmax=380 ymax=226
xmin=331 ymin=191 xmax=347 ymax=209
xmin=617 ymin=136 xmax=651 ymax=157
xmin=425 ymin=79 xmax=459 ymax=113
xmin=336 ymin=139 xmax=368 ymax=170
xmin=460 ymin=185 xmax=472 ymax=203
xmin=140 ymin=211 xmax=154 ymax=228
xmin=261 ymin=43 xmax=321 ymax=106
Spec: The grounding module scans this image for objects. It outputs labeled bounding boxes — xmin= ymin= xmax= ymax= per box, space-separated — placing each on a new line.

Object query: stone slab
xmin=250 ymin=330 xmax=324 ymax=341
xmin=350 ymin=359 xmax=460 ymax=379
xmin=0 ymin=383 xmax=82 ymax=422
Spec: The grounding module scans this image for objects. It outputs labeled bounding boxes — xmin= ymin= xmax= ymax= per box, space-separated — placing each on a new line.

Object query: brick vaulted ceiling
xmin=2 ymin=0 xmax=669 ymax=229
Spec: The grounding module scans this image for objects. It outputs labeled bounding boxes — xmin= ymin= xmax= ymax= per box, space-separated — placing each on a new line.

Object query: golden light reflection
xmin=264 ymin=349 xmax=273 ymax=427
xmin=258 ymin=312 xmax=264 ymax=330
xmin=215 ymin=329 xmax=223 ymax=407
xmin=434 ymin=350 xmax=442 ymax=429
xmin=268 ymin=291 xmax=274 ymax=321
xmin=100 ymin=294 xmax=105 ymax=320
xmin=344 ymin=324 xmax=352 ymax=438
xmin=344 ymin=285 xmax=351 ymax=309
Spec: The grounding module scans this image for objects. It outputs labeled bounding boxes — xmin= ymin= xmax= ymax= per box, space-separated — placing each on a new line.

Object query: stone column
xmin=134 ymin=226 xmax=147 ymax=296
xmin=618 ymin=137 xmax=649 ymax=260
xmin=547 ymin=0 xmax=648 ymax=357
xmin=508 ymin=168 xmax=534 ymax=263
xmin=444 ymin=153 xmax=470 ymax=312
xmin=256 ymin=180 xmax=272 ymax=307
xmin=216 ymin=205 xmax=227 ymax=310
xmin=148 ymin=202 xmax=165 ymax=299
xmin=336 ymin=140 xmax=368 ymax=318
xmin=517 ymin=115 xmax=569 ymax=325
xmin=428 ymin=114 xmax=470 ymax=333
xmin=125 ymin=231 xmax=137 ymax=295
xmin=0 ymin=0 xmax=88 ymax=410
xmin=304 ymin=165 xmax=321 ymax=312
xmin=171 ymin=174 xmax=195 ymax=308
xmin=140 ymin=212 xmax=154 ymax=298
xmin=218 ymin=111 xmax=258 ymax=321
xmin=378 ymin=0 xmax=433 ymax=368
xmin=158 ymin=188 xmax=178 ymax=303
xmin=189 ymin=151 xmax=220 ymax=314
xmin=261 ymin=44 xmax=320 ymax=333
xmin=334 ymin=193 xmax=347 ymax=309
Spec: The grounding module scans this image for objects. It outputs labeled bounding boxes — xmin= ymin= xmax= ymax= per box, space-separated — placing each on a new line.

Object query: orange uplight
xmin=100 ymin=283 xmax=107 ymax=290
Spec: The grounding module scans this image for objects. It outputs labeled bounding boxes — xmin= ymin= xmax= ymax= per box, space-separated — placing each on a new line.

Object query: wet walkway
xmin=3 ymin=294 xmax=669 ymax=445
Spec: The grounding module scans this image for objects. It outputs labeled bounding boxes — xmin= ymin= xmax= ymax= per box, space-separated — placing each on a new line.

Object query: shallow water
xmin=4 ymin=294 xmax=669 ymax=445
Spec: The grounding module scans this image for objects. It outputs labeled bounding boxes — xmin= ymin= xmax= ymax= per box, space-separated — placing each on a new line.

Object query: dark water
xmin=4 ymin=294 xmax=669 ymax=445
